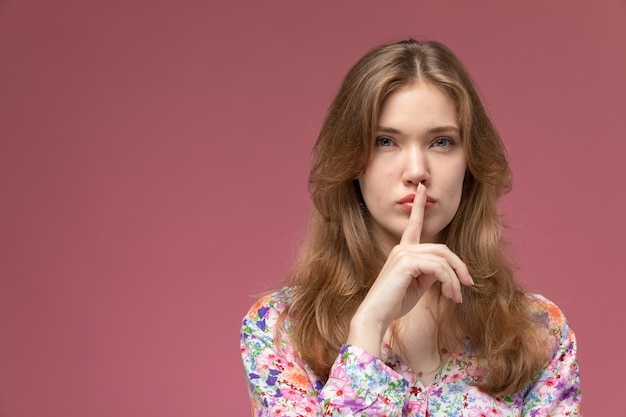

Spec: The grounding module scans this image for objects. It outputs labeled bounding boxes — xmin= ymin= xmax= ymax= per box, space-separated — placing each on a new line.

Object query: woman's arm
xmin=347 ymin=183 xmax=472 ymax=358
xmin=241 ymin=184 xmax=473 ymax=416
xmin=522 ymin=299 xmax=582 ymax=416
xmin=240 ymin=294 xmax=410 ymax=416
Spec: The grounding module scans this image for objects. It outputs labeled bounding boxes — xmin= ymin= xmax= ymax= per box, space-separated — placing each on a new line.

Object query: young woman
xmin=240 ymin=39 xmax=581 ymax=416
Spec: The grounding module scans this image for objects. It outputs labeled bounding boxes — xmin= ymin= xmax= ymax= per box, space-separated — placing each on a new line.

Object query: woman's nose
xmin=402 ymin=148 xmax=429 ymax=186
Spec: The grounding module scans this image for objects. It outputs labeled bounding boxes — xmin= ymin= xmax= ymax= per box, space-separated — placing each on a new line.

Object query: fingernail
xmin=469 ymin=275 xmax=475 ymax=286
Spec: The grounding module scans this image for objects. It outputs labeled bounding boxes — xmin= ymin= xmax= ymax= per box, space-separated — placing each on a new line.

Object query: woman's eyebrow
xmin=376 ymin=126 xmax=402 ymax=134
xmin=376 ymin=125 xmax=460 ymax=134
xmin=429 ymin=125 xmax=460 ymax=134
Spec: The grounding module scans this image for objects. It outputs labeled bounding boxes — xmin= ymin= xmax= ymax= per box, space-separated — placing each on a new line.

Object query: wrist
xmin=346 ymin=309 xmax=388 ymax=359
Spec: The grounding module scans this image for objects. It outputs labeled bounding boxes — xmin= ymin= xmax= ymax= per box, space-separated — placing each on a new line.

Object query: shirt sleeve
xmin=240 ymin=293 xmax=410 ymax=416
xmin=522 ymin=298 xmax=582 ymax=416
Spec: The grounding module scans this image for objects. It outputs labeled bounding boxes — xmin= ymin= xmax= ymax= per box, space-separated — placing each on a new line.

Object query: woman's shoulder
xmin=243 ymin=286 xmax=295 ymax=325
xmin=526 ymin=293 xmax=573 ymax=340
xmin=523 ymin=295 xmax=582 ymax=411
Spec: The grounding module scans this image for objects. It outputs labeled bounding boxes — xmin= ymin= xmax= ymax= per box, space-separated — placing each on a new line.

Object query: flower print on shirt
xmin=240 ymin=288 xmax=582 ymax=416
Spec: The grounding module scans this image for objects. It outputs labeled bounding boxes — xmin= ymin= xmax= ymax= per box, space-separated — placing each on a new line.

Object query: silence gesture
xmin=347 ymin=183 xmax=473 ymax=358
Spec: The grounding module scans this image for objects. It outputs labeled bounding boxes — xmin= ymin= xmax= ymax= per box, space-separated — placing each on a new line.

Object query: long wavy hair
xmin=282 ymin=39 xmax=548 ymax=396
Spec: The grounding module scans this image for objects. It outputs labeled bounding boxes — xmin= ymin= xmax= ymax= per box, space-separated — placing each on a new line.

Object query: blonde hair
xmin=283 ymin=39 xmax=548 ymax=396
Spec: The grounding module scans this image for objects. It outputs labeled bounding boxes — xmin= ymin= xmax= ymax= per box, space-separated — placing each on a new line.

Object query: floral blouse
xmin=240 ymin=287 xmax=581 ymax=416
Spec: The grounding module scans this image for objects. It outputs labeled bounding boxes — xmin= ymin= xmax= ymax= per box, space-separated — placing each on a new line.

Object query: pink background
xmin=1 ymin=1 xmax=625 ymax=415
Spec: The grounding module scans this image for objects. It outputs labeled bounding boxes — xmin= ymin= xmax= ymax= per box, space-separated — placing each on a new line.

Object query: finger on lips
xmin=397 ymin=183 xmax=472 ymax=304
xmin=401 ymin=182 xmax=426 ymax=245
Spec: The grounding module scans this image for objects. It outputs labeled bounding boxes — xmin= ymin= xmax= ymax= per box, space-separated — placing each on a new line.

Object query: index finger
xmin=400 ymin=182 xmax=426 ymax=245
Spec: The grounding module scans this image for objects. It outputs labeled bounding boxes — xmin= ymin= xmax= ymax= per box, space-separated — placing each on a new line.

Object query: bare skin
xmin=346 ymin=183 xmax=474 ymax=382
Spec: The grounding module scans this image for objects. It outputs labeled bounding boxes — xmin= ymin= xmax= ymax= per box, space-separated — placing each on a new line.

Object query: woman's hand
xmin=346 ymin=182 xmax=473 ymax=357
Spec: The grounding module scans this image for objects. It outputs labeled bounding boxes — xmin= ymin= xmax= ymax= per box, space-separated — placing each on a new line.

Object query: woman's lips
xmin=398 ymin=194 xmax=436 ymax=212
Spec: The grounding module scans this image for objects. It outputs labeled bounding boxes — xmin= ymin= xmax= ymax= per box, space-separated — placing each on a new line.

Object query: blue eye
xmin=433 ymin=138 xmax=452 ymax=147
xmin=375 ymin=137 xmax=394 ymax=147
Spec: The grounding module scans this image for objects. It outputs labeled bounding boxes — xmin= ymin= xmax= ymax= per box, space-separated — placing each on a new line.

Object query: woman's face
xmin=358 ymin=81 xmax=467 ymax=254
